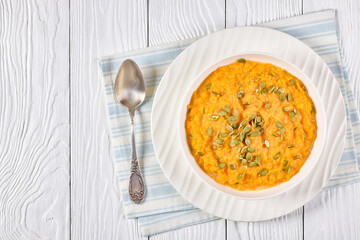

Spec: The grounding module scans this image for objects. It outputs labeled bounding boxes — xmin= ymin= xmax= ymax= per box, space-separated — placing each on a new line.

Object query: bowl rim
xmin=178 ymin=51 xmax=327 ymax=200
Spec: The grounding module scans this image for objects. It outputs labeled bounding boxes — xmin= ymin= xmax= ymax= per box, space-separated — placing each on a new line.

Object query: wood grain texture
xmin=150 ymin=220 xmax=226 ymax=240
xmin=304 ymin=183 xmax=360 ymax=240
xmin=70 ymin=0 xmax=147 ymax=239
xmin=0 ymin=0 xmax=70 ymax=239
xmin=225 ymin=1 xmax=303 ymax=239
xmin=149 ymin=0 xmax=225 ymax=46
xmin=227 ymin=209 xmax=303 ymax=240
xmin=303 ymin=1 xmax=360 ymax=239
xmin=226 ymin=0 xmax=302 ymax=28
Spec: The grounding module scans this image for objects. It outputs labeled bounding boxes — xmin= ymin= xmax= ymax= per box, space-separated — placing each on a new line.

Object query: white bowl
xmin=178 ymin=52 xmax=327 ymax=199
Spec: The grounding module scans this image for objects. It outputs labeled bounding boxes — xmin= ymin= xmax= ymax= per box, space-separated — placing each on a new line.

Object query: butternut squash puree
xmin=185 ymin=60 xmax=317 ymax=190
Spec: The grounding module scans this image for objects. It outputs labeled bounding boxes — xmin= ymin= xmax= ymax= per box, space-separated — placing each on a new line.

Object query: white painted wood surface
xmin=70 ymin=0 xmax=147 ymax=239
xmin=1 ymin=0 xmax=359 ymax=239
xmin=0 ymin=0 xmax=70 ymax=239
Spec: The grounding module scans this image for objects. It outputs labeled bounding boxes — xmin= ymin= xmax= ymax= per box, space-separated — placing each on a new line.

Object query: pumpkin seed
xmin=243 ymin=125 xmax=251 ymax=134
xmin=229 ymin=163 xmax=236 ymax=170
xmin=262 ymin=88 xmax=268 ymax=94
xmin=282 ymin=106 xmax=291 ymax=112
xmin=237 ymin=172 xmax=244 ymax=180
xmin=243 ymin=101 xmax=250 ymax=105
xmin=249 ymin=115 xmax=256 ymax=120
xmin=224 ymin=105 xmax=231 ymax=113
xmin=239 ymin=132 xmax=245 ymax=142
xmin=248 ymin=161 xmax=257 ymax=167
xmin=267 ymin=72 xmax=274 ymax=77
xmin=236 ymin=145 xmax=241 ymax=153
xmin=272 ymin=133 xmax=279 ymax=137
xmin=197 ymin=151 xmax=204 ymax=156
xmin=215 ymin=139 xmax=224 ymax=145
xmin=219 ymin=133 xmax=228 ymax=138
xmin=268 ymin=86 xmax=274 ymax=93
xmin=245 ymin=136 xmax=251 ymax=146
xmin=207 ymin=127 xmax=212 ymax=136
xmin=218 ymin=162 xmax=226 ymax=169
xmin=255 ymin=155 xmax=261 ymax=165
xmin=288 ymin=93 xmax=293 ymax=102
xmin=251 ymin=131 xmax=260 ymax=137
xmin=283 ymin=160 xmax=288 ymax=167
xmin=256 ymin=116 xmax=262 ymax=122
xmin=278 ymin=127 xmax=285 ymax=134
xmin=289 ymin=111 xmax=296 ymax=117
xmin=227 ymin=116 xmax=238 ymax=123
xmin=241 ymin=159 xmax=247 ymax=165
xmin=237 ymin=89 xmax=245 ymax=98
xmin=275 ymin=122 xmax=284 ymax=128
xmin=231 ymin=123 xmax=239 ymax=129
xmin=265 ymin=103 xmax=271 ymax=109
xmin=246 ymin=152 xmax=252 ymax=161
xmin=311 ymin=106 xmax=316 ymax=114
xmin=237 ymin=58 xmax=246 ymax=63
xmin=248 ymin=147 xmax=256 ymax=153
xmin=232 ymin=133 xmax=239 ymax=139
xmin=241 ymin=146 xmax=249 ymax=153
xmin=240 ymin=119 xmax=247 ymax=127
xmin=259 ymin=169 xmax=268 ymax=176
xmin=205 ymin=83 xmax=212 ymax=90
xmin=292 ymin=116 xmax=297 ymax=122
xmin=212 ymin=144 xmax=218 ymax=150
xmin=294 ymin=109 xmax=299 ymax=114
xmin=187 ymin=108 xmax=191 ymax=114
xmin=273 ymin=86 xmax=279 ymax=92
xmin=240 ymin=153 xmax=246 ymax=158
xmin=273 ymin=152 xmax=281 ymax=160
xmin=219 ymin=110 xmax=227 ymax=116
xmin=230 ymin=139 xmax=240 ymax=147
xmin=294 ymin=155 xmax=300 ymax=160
xmin=189 ymin=134 xmax=193 ymax=139
xmin=209 ymin=115 xmax=219 ymax=121
xmin=260 ymin=81 xmax=266 ymax=89
xmin=279 ymin=93 xmax=286 ymax=101
xmin=226 ymin=125 xmax=233 ymax=132
xmin=287 ymin=166 xmax=292 ymax=173
xmin=264 ymin=139 xmax=270 ymax=147
xmin=211 ymin=91 xmax=220 ymax=96
xmin=233 ymin=108 xmax=239 ymax=116
xmin=288 ymin=144 xmax=294 ymax=148
xmin=281 ymin=134 xmax=284 ymax=141
xmin=278 ymin=88 xmax=285 ymax=93
xmin=289 ymin=79 xmax=296 ymax=86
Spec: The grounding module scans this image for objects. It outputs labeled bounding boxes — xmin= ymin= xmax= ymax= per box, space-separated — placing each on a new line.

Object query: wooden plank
xmin=148 ymin=0 xmax=226 ymax=239
xmin=304 ymin=183 xmax=360 ymax=240
xmin=70 ymin=0 xmax=147 ymax=239
xmin=0 ymin=0 xmax=70 ymax=239
xmin=149 ymin=0 xmax=225 ymax=46
xmin=227 ymin=209 xmax=303 ymax=240
xmin=150 ymin=220 xmax=226 ymax=240
xmin=226 ymin=0 xmax=302 ymax=28
xmin=303 ymin=1 xmax=360 ymax=239
xmin=225 ymin=1 xmax=304 ymax=239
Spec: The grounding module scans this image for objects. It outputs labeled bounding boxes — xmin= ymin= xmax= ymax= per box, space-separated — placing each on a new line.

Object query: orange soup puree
xmin=185 ymin=59 xmax=317 ymax=190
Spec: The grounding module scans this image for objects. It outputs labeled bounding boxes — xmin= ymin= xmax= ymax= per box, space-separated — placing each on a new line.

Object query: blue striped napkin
xmin=98 ymin=10 xmax=360 ymax=236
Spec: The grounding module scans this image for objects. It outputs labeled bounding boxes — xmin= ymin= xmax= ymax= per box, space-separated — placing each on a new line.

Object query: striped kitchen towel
xmin=98 ymin=10 xmax=360 ymax=236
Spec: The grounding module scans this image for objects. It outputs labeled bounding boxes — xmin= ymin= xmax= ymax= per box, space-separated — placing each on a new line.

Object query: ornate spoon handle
xmin=128 ymin=110 xmax=145 ymax=204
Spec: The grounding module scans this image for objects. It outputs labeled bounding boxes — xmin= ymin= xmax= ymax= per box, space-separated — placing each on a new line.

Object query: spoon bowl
xmin=115 ymin=59 xmax=146 ymax=110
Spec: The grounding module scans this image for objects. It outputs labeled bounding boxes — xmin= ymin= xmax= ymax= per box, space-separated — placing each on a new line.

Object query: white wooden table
xmin=1 ymin=0 xmax=359 ymax=239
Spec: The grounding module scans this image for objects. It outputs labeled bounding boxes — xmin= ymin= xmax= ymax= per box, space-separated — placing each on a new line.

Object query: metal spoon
xmin=115 ymin=59 xmax=146 ymax=204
